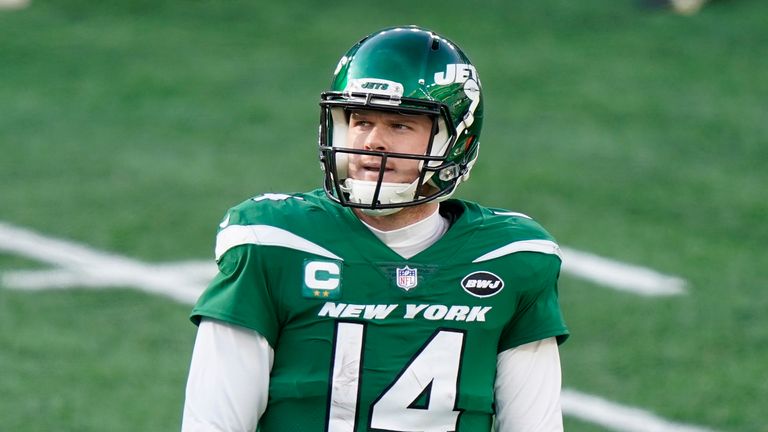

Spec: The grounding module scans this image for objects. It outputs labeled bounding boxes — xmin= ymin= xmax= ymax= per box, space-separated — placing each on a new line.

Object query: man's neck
xmin=353 ymin=202 xmax=440 ymax=231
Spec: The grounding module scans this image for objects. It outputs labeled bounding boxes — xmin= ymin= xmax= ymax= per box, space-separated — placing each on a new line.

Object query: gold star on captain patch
xmin=313 ymin=290 xmax=320 ymax=297
xmin=323 ymin=291 xmax=329 ymax=297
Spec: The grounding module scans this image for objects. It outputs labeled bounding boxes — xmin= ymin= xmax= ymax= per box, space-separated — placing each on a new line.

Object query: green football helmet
xmin=319 ymin=26 xmax=484 ymax=215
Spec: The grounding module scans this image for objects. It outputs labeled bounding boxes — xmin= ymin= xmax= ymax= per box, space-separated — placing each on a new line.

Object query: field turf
xmin=1 ymin=0 xmax=766 ymax=430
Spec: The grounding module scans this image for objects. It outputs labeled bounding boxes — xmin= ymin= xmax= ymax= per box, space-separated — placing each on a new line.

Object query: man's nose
xmin=363 ymin=125 xmax=388 ymax=151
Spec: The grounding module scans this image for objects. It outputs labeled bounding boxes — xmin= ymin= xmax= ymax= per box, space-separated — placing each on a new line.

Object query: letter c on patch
xmin=304 ymin=261 xmax=341 ymax=290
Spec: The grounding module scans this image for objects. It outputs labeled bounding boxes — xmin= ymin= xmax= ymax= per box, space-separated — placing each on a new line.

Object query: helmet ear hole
xmin=464 ymin=135 xmax=478 ymax=155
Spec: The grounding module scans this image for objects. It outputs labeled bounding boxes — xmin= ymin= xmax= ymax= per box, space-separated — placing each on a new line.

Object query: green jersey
xmin=191 ymin=189 xmax=568 ymax=432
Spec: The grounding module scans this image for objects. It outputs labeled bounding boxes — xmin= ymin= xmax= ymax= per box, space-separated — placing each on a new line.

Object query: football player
xmin=182 ymin=26 xmax=569 ymax=432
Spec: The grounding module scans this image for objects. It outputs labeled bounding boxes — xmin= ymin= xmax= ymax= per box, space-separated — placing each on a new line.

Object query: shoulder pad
xmin=468 ymin=204 xmax=561 ymax=263
xmin=212 ymin=191 xmax=342 ymax=262
xmin=219 ymin=193 xmax=311 ymax=229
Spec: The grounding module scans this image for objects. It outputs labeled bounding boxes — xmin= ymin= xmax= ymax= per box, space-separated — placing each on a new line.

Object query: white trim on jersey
xmin=472 ymin=239 xmax=562 ymax=263
xmin=492 ymin=210 xmax=533 ymax=219
xmin=215 ymin=224 xmax=343 ymax=262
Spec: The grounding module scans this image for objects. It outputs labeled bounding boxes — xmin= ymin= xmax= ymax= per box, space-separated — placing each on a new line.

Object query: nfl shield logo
xmin=396 ymin=266 xmax=418 ymax=291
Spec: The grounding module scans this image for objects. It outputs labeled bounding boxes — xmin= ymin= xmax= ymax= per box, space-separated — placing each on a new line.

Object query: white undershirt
xmin=182 ymin=209 xmax=564 ymax=432
xmin=360 ymin=207 xmax=449 ymax=259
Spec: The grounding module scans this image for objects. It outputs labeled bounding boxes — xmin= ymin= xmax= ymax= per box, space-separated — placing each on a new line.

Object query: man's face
xmin=346 ymin=109 xmax=433 ymax=184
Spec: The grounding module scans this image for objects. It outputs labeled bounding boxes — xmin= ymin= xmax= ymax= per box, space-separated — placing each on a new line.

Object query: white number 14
xmin=327 ymin=322 xmax=466 ymax=432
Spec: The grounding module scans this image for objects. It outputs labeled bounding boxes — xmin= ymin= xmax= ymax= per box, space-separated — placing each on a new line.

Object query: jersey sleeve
xmin=190 ymin=244 xmax=281 ymax=348
xmin=498 ymin=253 xmax=569 ymax=352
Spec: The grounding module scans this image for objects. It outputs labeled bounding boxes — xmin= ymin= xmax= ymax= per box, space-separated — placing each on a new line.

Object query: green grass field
xmin=1 ymin=0 xmax=766 ymax=430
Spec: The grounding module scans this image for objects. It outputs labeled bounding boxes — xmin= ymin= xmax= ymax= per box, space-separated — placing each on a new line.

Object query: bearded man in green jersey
xmin=182 ymin=26 xmax=569 ymax=432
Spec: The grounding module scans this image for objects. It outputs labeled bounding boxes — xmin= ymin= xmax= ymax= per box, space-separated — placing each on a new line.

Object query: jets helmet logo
xmin=461 ymin=271 xmax=504 ymax=298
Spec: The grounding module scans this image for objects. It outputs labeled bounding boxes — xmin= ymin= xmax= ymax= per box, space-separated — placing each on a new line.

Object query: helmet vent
xmin=431 ymin=38 xmax=440 ymax=51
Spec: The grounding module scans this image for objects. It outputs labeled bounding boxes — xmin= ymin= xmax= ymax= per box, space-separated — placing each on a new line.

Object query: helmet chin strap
xmin=342 ymin=178 xmax=425 ymax=216
xmin=359 ymin=207 xmax=403 ymax=216
xmin=341 ymin=154 xmax=466 ymax=215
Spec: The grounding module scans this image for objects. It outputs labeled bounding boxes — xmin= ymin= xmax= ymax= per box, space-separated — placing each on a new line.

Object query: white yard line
xmin=0 ymin=222 xmax=687 ymax=298
xmin=561 ymin=247 xmax=687 ymax=296
xmin=562 ymin=390 xmax=716 ymax=432
xmin=0 ymin=0 xmax=30 ymax=9
xmin=0 ymin=221 xmax=713 ymax=431
xmin=0 ymin=222 xmax=206 ymax=303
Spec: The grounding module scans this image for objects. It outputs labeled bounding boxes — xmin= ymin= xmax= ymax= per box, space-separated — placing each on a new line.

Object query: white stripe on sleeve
xmin=473 ymin=239 xmax=562 ymax=263
xmin=215 ymin=224 xmax=343 ymax=262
